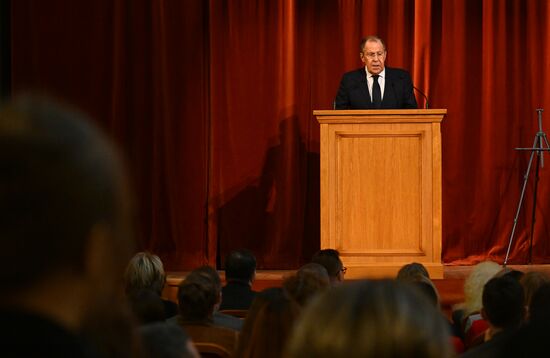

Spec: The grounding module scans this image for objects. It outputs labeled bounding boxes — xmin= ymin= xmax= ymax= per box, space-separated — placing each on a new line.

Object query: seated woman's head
xmin=124 ymin=252 xmax=166 ymax=296
xmin=236 ymin=287 xmax=300 ymax=358
xmin=283 ymin=265 xmax=330 ymax=306
xmin=396 ymin=262 xmax=430 ymax=283
xmin=520 ymin=271 xmax=549 ymax=318
xmin=287 ymin=280 xmax=452 ymax=358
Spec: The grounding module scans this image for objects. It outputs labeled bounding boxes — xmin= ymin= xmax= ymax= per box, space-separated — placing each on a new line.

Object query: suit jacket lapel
xmin=382 ymin=68 xmax=397 ymax=109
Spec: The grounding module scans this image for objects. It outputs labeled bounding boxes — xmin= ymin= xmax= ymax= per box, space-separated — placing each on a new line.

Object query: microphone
xmin=413 ymin=86 xmax=429 ymax=109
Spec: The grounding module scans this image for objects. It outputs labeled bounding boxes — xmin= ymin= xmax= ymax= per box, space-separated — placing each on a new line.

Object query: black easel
xmin=503 ymin=109 xmax=550 ymax=268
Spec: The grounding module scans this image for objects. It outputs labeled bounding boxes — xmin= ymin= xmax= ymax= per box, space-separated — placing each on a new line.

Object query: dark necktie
xmin=372 ymin=75 xmax=382 ymax=108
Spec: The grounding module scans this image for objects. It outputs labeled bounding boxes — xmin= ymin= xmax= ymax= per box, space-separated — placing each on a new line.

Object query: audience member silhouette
xmin=140 ymin=322 xmax=199 ymax=358
xmin=0 ymin=96 xmax=134 ymax=357
xmin=519 ymin=271 xmax=549 ymax=320
xmin=176 ymin=273 xmax=239 ymax=354
xmin=127 ymin=289 xmax=167 ymax=324
xmin=396 ymin=262 xmax=464 ymax=352
xmin=168 ymin=266 xmax=243 ymax=331
xmin=501 ymin=282 xmax=550 ymax=357
xmin=526 ymin=282 xmax=550 ymax=322
xmin=452 ymin=261 xmax=501 ymax=341
xmin=220 ymin=249 xmax=258 ymax=310
xmin=236 ymin=287 xmax=300 ymax=358
xmin=124 ymin=252 xmax=178 ymax=319
xmin=496 ymin=268 xmax=525 ymax=281
xmin=396 ymin=262 xmax=431 ymax=282
xmin=283 ymin=263 xmax=330 ymax=306
xmin=412 ymin=278 xmax=440 ymax=308
xmin=297 ymin=262 xmax=330 ymax=283
xmin=287 ymin=280 xmax=452 ymax=358
xmin=396 ymin=262 xmax=441 ymax=311
xmin=311 ymin=249 xmax=346 ymax=285
xmin=462 ymin=275 xmax=524 ymax=357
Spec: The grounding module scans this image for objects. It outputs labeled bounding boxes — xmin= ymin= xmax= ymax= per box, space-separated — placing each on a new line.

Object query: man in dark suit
xmin=334 ymin=35 xmax=417 ymax=110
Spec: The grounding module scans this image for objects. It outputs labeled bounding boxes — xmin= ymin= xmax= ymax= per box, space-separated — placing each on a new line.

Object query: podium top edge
xmin=313 ymin=109 xmax=447 ymax=116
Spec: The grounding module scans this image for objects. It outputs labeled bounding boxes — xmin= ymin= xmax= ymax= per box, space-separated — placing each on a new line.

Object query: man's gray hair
xmin=360 ymin=35 xmax=386 ymax=52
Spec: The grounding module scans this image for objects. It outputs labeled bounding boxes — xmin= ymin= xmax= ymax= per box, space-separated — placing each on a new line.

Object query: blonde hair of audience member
xmin=463 ymin=261 xmax=501 ymax=317
xmin=236 ymin=288 xmax=301 ymax=358
xmin=287 ymin=280 xmax=451 ymax=358
xmin=520 ymin=271 xmax=550 ymax=319
xmin=124 ymin=252 xmax=166 ymax=296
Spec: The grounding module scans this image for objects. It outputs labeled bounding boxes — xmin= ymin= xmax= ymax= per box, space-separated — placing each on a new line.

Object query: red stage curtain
xmin=9 ymin=0 xmax=550 ymax=270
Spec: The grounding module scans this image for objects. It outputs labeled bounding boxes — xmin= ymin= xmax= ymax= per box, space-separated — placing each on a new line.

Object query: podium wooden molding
xmin=314 ymin=109 xmax=447 ymax=279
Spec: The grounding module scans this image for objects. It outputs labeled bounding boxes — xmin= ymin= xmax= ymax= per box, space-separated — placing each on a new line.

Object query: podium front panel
xmin=316 ymin=110 xmax=445 ymax=278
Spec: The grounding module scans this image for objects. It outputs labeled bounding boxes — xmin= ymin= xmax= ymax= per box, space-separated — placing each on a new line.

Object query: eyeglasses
xmin=340 ymin=267 xmax=347 ymax=274
xmin=363 ymin=51 xmax=385 ymax=59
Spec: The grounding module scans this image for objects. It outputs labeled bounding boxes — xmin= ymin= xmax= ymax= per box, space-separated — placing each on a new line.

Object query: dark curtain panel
xmin=0 ymin=0 xmax=11 ymax=98
xmin=10 ymin=0 xmax=210 ymax=270
xmin=9 ymin=0 xmax=550 ymax=270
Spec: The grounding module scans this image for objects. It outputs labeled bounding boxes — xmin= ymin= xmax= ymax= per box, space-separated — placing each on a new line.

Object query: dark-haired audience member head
xmin=127 ymin=289 xmax=166 ymax=325
xmin=124 ymin=252 xmax=167 ymax=296
xmin=0 ymin=97 xmax=133 ymax=336
xmin=237 ymin=288 xmax=301 ymax=358
xmin=178 ymin=274 xmax=218 ymax=322
xmin=287 ymin=280 xmax=452 ymax=358
xmin=298 ymin=263 xmax=330 ymax=284
xmin=396 ymin=263 xmax=439 ymax=308
xmin=499 ymin=282 xmax=550 ymax=358
xmin=520 ymin=271 xmax=550 ymax=319
xmin=482 ymin=275 xmax=525 ymax=334
xmin=283 ymin=264 xmax=330 ymax=306
xmin=497 ymin=268 xmax=525 ymax=282
xmin=527 ymin=283 xmax=550 ymax=322
xmin=140 ymin=322 xmax=199 ymax=358
xmin=311 ymin=249 xmax=345 ymax=285
xmin=225 ymin=249 xmax=257 ymax=284
xmin=396 ymin=262 xmax=430 ymax=282
xmin=186 ymin=266 xmax=222 ymax=311
xmin=411 ymin=277 xmax=440 ymax=308
xmin=192 ymin=266 xmax=222 ymax=291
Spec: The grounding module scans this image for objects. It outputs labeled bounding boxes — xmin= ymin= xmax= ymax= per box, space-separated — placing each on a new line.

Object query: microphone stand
xmin=503 ymin=109 xmax=550 ymax=268
xmin=413 ymin=86 xmax=429 ymax=109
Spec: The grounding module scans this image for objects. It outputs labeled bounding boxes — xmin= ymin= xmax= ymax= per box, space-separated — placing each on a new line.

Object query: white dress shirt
xmin=366 ymin=67 xmax=386 ymax=101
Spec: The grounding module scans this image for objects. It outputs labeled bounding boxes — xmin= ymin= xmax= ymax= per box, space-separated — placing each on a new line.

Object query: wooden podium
xmin=314 ymin=109 xmax=446 ymax=279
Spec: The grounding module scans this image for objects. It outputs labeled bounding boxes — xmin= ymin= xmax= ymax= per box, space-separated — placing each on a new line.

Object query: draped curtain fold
xmin=9 ymin=0 xmax=550 ymax=270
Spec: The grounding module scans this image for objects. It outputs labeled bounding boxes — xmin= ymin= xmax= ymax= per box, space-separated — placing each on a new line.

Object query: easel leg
xmin=504 ymin=136 xmax=539 ymax=267
xmin=528 ymin=151 xmax=541 ymax=264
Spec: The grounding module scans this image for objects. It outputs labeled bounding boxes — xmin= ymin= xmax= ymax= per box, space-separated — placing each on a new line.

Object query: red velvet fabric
xmin=9 ymin=0 xmax=550 ymax=270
